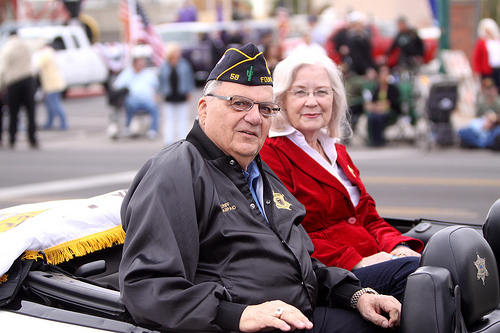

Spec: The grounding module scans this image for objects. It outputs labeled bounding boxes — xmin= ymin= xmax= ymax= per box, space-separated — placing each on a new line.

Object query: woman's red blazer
xmin=261 ymin=136 xmax=424 ymax=270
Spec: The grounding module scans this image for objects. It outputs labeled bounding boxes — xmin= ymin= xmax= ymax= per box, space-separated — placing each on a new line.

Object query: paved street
xmin=0 ymin=88 xmax=499 ymax=227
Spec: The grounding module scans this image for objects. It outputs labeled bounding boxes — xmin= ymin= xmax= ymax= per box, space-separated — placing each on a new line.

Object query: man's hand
xmin=357 ymin=293 xmax=401 ymax=329
xmin=239 ymin=300 xmax=313 ymax=332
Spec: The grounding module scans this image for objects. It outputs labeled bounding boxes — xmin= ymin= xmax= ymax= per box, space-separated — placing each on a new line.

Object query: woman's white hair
xmin=478 ymin=18 xmax=500 ymax=40
xmin=271 ymin=48 xmax=352 ymax=140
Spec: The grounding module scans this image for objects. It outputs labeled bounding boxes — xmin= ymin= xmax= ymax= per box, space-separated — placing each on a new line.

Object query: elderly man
xmin=119 ymin=43 xmax=400 ymax=332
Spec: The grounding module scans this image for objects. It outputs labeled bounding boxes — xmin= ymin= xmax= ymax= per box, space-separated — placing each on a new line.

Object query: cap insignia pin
xmin=247 ymin=65 xmax=254 ymax=82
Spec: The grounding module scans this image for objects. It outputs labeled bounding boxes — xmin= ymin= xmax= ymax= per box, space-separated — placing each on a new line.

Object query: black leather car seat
xmin=402 ymin=226 xmax=500 ymax=332
xmin=483 ymin=198 xmax=500 ymax=277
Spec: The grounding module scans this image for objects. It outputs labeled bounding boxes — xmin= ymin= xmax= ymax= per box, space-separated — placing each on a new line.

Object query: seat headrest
xmin=483 ymin=199 xmax=500 ymax=274
xmin=421 ymin=226 xmax=499 ymax=326
xmin=402 ymin=266 xmax=457 ymax=333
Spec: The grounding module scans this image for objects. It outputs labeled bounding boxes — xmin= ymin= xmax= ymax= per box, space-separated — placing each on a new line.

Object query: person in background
xmin=308 ymin=14 xmax=327 ymax=47
xmin=113 ymin=53 xmax=160 ymax=139
xmin=287 ymin=28 xmax=327 ymax=57
xmin=386 ymin=17 xmax=424 ymax=73
xmin=329 ymin=12 xmax=379 ymax=135
xmin=364 ymin=65 xmax=401 ymax=147
xmin=202 ymin=31 xmax=225 ymax=70
xmin=257 ymin=31 xmax=273 ymax=52
xmin=0 ymin=89 xmax=4 ymax=147
xmin=260 ymin=48 xmax=423 ymax=302
xmin=458 ymin=77 xmax=500 ymax=150
xmin=331 ymin=11 xmax=377 ymax=77
xmin=177 ymin=0 xmax=198 ymax=22
xmin=94 ymin=41 xmax=130 ymax=93
xmin=35 ymin=41 xmax=68 ymax=130
xmin=472 ymin=18 xmax=500 ymax=89
xmin=158 ymin=43 xmax=195 ymax=145
xmin=0 ymin=30 xmax=38 ymax=149
xmin=343 ymin=68 xmax=377 ymax=134
xmin=119 ymin=43 xmax=401 ymax=333
xmin=263 ymin=42 xmax=282 ymax=73
xmin=216 ymin=0 xmax=224 ymax=22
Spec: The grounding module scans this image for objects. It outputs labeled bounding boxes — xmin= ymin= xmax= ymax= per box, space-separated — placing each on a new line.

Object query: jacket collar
xmin=186 ymin=119 xmax=264 ymax=168
xmin=186 ymin=120 xmax=227 ymax=161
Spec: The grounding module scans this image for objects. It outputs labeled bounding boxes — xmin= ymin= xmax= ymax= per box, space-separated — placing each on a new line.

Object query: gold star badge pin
xmin=474 ymin=253 xmax=489 ymax=285
xmin=273 ymin=192 xmax=292 ymax=210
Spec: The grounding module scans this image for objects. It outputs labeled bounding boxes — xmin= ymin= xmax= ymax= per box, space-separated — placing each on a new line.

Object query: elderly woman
xmin=260 ymin=48 xmax=424 ymax=301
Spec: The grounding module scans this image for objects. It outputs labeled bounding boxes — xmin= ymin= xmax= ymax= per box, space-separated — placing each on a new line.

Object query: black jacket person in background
xmin=119 ymin=43 xmax=400 ymax=332
xmin=386 ymin=17 xmax=424 ymax=71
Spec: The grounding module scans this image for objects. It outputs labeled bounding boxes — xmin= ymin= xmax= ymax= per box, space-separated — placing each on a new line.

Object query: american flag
xmin=118 ymin=0 xmax=166 ymax=66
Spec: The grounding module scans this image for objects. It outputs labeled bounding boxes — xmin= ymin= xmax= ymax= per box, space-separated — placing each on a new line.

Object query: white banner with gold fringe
xmin=0 ymin=190 xmax=126 ymax=280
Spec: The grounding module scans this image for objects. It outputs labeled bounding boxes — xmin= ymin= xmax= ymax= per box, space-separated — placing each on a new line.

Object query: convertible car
xmin=0 ymin=190 xmax=499 ymax=332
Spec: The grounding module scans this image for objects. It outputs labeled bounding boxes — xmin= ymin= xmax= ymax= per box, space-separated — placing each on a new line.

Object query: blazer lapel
xmin=275 ymin=137 xmax=351 ymax=197
xmin=334 ymin=143 xmax=366 ymax=193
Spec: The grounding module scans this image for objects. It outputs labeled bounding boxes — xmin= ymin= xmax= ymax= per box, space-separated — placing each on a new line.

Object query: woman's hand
xmin=354 ymin=247 xmax=421 ymax=270
xmin=353 ymin=252 xmax=394 ymax=269
xmin=390 ymin=245 xmax=421 ymax=259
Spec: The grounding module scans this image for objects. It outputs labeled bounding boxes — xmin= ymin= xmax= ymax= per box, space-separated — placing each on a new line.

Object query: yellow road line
xmin=377 ymin=206 xmax=480 ymax=220
xmin=363 ymin=177 xmax=500 ymax=187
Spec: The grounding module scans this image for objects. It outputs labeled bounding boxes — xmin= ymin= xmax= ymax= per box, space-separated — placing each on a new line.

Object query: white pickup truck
xmin=12 ymin=24 xmax=108 ymax=88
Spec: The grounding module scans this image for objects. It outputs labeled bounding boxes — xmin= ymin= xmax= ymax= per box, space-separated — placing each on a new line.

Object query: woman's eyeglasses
xmin=287 ymin=89 xmax=333 ymax=99
xmin=206 ymin=94 xmax=280 ymax=117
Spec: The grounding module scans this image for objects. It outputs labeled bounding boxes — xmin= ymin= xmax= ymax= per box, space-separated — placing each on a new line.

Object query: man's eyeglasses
xmin=287 ymin=89 xmax=333 ymax=99
xmin=206 ymin=94 xmax=280 ymax=117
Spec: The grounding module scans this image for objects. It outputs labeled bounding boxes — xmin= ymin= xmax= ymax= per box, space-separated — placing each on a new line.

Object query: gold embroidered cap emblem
xmin=273 ymin=192 xmax=292 ymax=210
xmin=474 ymin=253 xmax=489 ymax=285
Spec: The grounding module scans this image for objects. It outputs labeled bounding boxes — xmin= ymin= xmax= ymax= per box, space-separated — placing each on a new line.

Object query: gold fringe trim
xmin=22 ymin=226 xmax=126 ymax=266
xmin=22 ymin=252 xmax=45 ymax=261
xmin=0 ymin=273 xmax=7 ymax=284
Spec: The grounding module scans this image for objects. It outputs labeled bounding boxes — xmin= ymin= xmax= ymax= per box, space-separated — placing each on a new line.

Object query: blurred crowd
xmin=95 ymin=7 xmax=431 ymax=148
xmin=1 ymin=2 xmax=500 ymax=152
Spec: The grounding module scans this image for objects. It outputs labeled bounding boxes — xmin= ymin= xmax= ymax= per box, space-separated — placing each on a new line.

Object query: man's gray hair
xmin=203 ymin=80 xmax=223 ymax=96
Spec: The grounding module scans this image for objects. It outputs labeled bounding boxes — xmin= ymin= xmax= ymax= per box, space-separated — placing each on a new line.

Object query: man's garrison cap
xmin=207 ymin=43 xmax=273 ymax=86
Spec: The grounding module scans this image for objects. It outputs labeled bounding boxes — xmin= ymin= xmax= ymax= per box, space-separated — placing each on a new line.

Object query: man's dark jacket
xmin=119 ymin=120 xmax=361 ymax=332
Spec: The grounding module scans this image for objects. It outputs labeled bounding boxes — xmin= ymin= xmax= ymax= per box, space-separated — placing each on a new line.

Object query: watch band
xmin=350 ymin=287 xmax=379 ymax=309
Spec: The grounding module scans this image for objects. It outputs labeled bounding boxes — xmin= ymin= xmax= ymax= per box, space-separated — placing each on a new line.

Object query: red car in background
xmin=324 ymin=21 xmax=440 ymax=68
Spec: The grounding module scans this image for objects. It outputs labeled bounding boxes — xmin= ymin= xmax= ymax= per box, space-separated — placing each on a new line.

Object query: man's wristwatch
xmin=350 ymin=287 xmax=379 ymax=309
